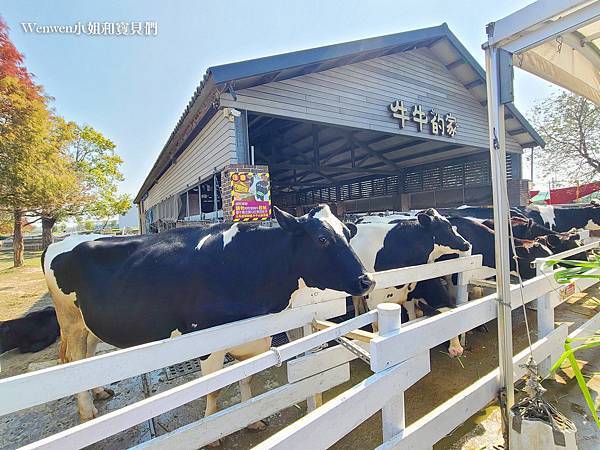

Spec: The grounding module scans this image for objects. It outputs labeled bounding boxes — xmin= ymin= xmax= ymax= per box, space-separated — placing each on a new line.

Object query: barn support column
xmin=234 ymin=109 xmax=250 ymax=164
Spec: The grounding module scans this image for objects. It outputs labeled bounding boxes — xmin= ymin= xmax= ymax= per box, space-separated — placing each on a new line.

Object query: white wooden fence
xmin=1 ymin=240 xmax=598 ymax=449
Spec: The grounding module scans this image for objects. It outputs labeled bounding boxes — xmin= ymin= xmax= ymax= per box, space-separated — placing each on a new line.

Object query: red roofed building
xmin=530 ymin=181 xmax=600 ymax=204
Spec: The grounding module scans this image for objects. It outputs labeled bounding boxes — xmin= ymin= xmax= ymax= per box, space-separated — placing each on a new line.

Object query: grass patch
xmin=0 ymin=250 xmax=44 ymax=273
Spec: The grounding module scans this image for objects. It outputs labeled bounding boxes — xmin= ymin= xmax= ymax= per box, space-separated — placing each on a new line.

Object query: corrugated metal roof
xmin=135 ymin=23 xmax=543 ymax=203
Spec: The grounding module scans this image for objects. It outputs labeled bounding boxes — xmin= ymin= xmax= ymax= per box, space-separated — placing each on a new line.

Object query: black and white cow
xmin=523 ymin=204 xmax=600 ymax=232
xmin=482 ymin=217 xmax=585 ymax=260
xmin=446 ymin=216 xmax=553 ymax=280
xmin=44 ymin=205 xmax=374 ymax=423
xmin=435 ymin=206 xmax=528 ymax=221
xmin=349 ymin=208 xmax=471 ymax=355
xmin=408 ymin=278 xmax=454 ymax=315
xmin=0 ymin=306 xmax=60 ymax=354
xmin=482 ymin=216 xmax=564 ymax=239
xmin=407 ymin=278 xmax=463 ymax=355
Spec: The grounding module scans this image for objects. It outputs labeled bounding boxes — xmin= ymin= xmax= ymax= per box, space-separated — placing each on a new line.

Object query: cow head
xmin=513 ymin=241 xmax=552 ymax=279
xmin=273 ymin=205 xmax=375 ymax=296
xmin=509 ymin=217 xmax=558 ymax=239
xmin=537 ymin=233 xmax=587 ymax=262
xmin=417 ymin=209 xmax=471 ymax=254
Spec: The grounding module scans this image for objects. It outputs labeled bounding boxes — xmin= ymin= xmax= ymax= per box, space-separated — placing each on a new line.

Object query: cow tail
xmin=40 ymin=248 xmax=47 ymax=274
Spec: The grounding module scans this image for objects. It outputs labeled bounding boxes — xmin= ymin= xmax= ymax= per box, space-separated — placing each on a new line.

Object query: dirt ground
xmin=1 ymin=251 xmax=599 ymax=449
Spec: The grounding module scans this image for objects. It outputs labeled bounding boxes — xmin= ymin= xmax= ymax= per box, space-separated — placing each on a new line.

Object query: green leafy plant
xmin=549 ymin=334 xmax=600 ymax=429
xmin=543 ymin=255 xmax=600 ymax=429
xmin=545 ymin=254 xmax=600 ymax=283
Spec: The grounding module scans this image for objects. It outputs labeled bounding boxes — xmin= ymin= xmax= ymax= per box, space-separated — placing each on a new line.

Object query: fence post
xmin=377 ymin=303 xmax=405 ymax=441
xmin=535 ymin=260 xmax=556 ymax=374
xmin=302 ymin=324 xmax=323 ymax=412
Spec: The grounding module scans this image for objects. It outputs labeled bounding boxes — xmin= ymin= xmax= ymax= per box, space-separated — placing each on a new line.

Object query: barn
xmin=134 ymin=23 xmax=543 ymax=233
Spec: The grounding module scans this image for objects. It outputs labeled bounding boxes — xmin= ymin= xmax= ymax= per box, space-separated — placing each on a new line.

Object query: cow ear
xmin=345 ymin=222 xmax=358 ymax=239
xmin=417 ymin=213 xmax=432 ymax=227
xmin=273 ymin=206 xmax=303 ymax=234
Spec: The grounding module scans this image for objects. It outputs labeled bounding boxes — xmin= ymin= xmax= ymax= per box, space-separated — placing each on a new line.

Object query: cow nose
xmin=358 ymin=273 xmax=376 ymax=294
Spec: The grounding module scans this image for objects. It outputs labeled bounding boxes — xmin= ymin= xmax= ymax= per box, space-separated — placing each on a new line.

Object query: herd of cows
xmin=2 ymin=201 xmax=600 ymax=437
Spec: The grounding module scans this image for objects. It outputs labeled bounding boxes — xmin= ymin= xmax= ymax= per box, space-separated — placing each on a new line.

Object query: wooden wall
xmin=143 ymin=113 xmax=237 ymax=210
xmin=220 ymin=47 xmax=523 ymax=153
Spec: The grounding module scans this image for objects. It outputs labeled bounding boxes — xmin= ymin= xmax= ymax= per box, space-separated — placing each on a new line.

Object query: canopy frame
xmin=484 ymin=0 xmax=600 ymax=441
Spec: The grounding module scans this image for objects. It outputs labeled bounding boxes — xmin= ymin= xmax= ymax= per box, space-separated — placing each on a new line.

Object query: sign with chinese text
xmin=559 ymin=282 xmax=576 ymax=302
xmin=389 ymin=100 xmax=457 ymax=137
xmin=231 ymin=170 xmax=271 ymax=222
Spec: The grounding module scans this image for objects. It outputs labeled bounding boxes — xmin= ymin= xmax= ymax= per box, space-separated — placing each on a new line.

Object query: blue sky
xmin=2 ymin=0 xmax=555 ymax=197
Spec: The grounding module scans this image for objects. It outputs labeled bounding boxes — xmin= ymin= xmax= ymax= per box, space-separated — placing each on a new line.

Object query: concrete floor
xmin=1 ymin=293 xmax=598 ymax=450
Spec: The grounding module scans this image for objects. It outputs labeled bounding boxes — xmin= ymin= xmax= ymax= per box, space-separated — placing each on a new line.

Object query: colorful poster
xmin=231 ymin=171 xmax=271 ymax=221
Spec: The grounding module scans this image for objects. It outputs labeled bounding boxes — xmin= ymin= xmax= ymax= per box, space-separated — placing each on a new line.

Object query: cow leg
xmin=238 ymin=376 xmax=267 ymax=431
xmin=200 ymin=350 xmax=227 ymax=447
xmin=352 ymin=296 xmax=367 ymax=316
xmin=448 ymin=336 xmax=463 ymax=357
xmin=229 ymin=338 xmax=271 ymax=432
xmin=444 ymin=275 xmax=457 ymax=304
xmin=404 ymin=300 xmax=417 ymax=321
xmin=64 ymin=328 xmax=97 ymax=420
xmin=85 ymin=334 xmax=114 ymax=401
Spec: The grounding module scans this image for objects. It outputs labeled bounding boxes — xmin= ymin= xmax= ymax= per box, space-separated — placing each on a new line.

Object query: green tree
xmin=40 ymin=123 xmax=131 ymax=248
xmin=0 ymin=18 xmax=80 ymax=265
xmin=0 ymin=75 xmax=52 ymax=266
xmin=531 ymin=91 xmax=600 ymax=183
xmin=0 ymin=211 xmax=12 ymax=235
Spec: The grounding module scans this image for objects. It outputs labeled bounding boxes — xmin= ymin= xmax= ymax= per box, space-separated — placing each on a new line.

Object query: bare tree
xmin=531 ymin=91 xmax=600 ymax=183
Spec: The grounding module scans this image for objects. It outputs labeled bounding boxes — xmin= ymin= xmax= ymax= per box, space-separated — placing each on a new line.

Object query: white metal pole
xmin=484 ymin=43 xmax=515 ymax=421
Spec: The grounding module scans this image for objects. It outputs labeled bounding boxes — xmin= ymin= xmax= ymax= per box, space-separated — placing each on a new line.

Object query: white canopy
xmin=488 ymin=0 xmax=600 ymax=105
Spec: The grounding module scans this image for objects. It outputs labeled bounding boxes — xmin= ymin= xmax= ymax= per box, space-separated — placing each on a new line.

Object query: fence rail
xmin=3 ymin=245 xmax=598 ymax=450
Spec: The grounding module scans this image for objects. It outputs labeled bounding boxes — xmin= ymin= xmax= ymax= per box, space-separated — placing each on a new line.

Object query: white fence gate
xmin=1 ymin=242 xmax=598 ymax=449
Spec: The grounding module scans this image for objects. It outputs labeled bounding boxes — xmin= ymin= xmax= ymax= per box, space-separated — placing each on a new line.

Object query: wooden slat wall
xmin=221 ymin=47 xmax=523 ymax=153
xmin=144 ymin=114 xmax=237 ymax=210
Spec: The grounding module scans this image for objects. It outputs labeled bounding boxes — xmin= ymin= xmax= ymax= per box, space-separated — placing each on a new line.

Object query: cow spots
xmin=195 ymin=234 xmax=212 ymax=251
xmin=170 ymin=328 xmax=182 ymax=338
xmin=312 ymin=205 xmax=346 ymax=241
xmin=536 ymin=205 xmax=556 ymax=229
xmin=350 ymin=223 xmax=393 ymax=272
xmin=428 ymin=244 xmax=463 ymax=263
xmin=586 ymin=218 xmax=600 ymax=231
xmin=222 ymin=223 xmax=240 ymax=248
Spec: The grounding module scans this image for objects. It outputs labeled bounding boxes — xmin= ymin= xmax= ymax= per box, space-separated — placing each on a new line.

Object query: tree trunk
xmin=13 ymin=209 xmax=24 ymax=268
xmin=41 ymin=216 xmax=56 ymax=251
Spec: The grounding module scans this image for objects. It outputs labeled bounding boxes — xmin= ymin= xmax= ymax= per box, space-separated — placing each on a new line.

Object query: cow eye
xmin=318 ymin=236 xmax=328 ymax=246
